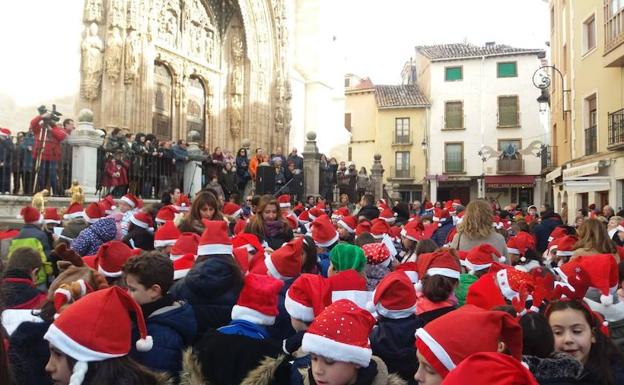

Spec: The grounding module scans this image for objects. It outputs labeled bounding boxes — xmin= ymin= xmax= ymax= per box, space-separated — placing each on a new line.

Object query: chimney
xmin=485 ymin=41 xmax=496 ymax=47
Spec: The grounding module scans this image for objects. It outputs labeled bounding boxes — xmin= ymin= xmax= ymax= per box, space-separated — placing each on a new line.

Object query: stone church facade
xmin=79 ymin=0 xmax=291 ymax=152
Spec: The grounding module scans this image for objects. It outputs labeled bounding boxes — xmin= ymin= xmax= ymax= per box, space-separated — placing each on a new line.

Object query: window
xmin=444 ymin=101 xmax=464 ymax=129
xmin=444 ymin=143 xmax=464 ymax=173
xmin=344 ymin=113 xmax=351 ymax=132
xmin=585 ymin=94 xmax=597 ymax=155
xmin=445 ymin=66 xmax=463 ymax=81
xmin=497 ymin=62 xmax=517 ymax=78
xmin=498 ymin=96 xmax=520 ymax=127
xmin=584 ymin=15 xmax=596 ymax=52
xmin=395 ymin=151 xmax=410 ymax=178
xmin=395 ymin=118 xmax=410 ymax=143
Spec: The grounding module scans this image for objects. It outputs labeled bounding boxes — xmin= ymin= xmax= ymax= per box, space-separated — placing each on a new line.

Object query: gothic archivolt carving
xmin=84 ymin=0 xmax=103 ymax=23
xmin=108 ymin=0 xmax=126 ymax=29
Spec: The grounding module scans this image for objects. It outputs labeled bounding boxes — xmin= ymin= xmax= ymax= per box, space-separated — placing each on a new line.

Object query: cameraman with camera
xmin=29 ymin=105 xmax=68 ymax=195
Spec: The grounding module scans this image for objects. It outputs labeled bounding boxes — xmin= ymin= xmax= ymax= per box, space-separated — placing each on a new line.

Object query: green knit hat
xmin=329 ymin=243 xmax=366 ymax=273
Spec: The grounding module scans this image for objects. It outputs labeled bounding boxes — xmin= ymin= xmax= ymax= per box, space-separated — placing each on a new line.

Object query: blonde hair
xmin=573 ymin=218 xmax=616 ymax=254
xmin=457 ymin=199 xmax=495 ymax=239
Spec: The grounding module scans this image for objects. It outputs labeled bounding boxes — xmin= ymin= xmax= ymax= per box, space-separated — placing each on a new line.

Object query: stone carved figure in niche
xmin=274 ymin=105 xmax=284 ymax=131
xmin=105 ymin=27 xmax=123 ymax=81
xmin=126 ymin=0 xmax=140 ymax=30
xmin=81 ymin=23 xmax=104 ymax=100
xmin=231 ymin=31 xmax=244 ymax=64
xmin=108 ymin=0 xmax=125 ymax=29
xmin=83 ymin=0 xmax=103 ymax=23
xmin=231 ymin=66 xmax=243 ymax=96
xmin=124 ymin=31 xmax=140 ymax=84
xmin=230 ymin=96 xmax=242 ymax=137
xmin=160 ymin=10 xmax=179 ymax=47
xmin=206 ymin=29 xmax=215 ymax=63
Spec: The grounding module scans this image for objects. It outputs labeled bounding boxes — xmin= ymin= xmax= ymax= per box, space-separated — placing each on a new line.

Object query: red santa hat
xmin=233 ymin=218 xmax=248 ymax=234
xmin=233 ymin=247 xmax=249 ymax=273
xmin=377 ymin=199 xmax=390 ymax=211
xmin=362 ymin=242 xmax=391 ymax=267
xmin=432 ymin=207 xmax=442 ymax=222
xmin=20 ymin=206 xmax=42 ymax=225
xmin=197 ymin=220 xmax=232 ymax=256
xmin=424 ymin=201 xmax=434 ymax=211
xmin=95 ymin=240 xmax=134 ymax=278
xmin=176 ymin=194 xmax=191 ymax=211
xmin=548 ymin=226 xmax=569 ymax=242
xmin=337 ymin=215 xmax=357 ymax=234
xmin=444 ymin=200 xmax=456 ymax=215
xmin=507 ymin=231 xmax=536 ymax=256
xmin=308 ymin=207 xmax=325 ymax=221
xmin=130 ymin=211 xmax=153 ymax=230
xmin=266 ymin=237 xmax=303 ymax=280
xmin=173 ymin=253 xmax=195 ymax=280
xmin=452 ymin=199 xmax=462 ymax=207
xmin=401 ymin=221 xmax=426 ymax=242
xmin=369 ymin=271 xmax=416 ymax=319
xmin=285 ymin=213 xmax=299 ymax=230
xmin=277 ymin=194 xmax=291 ymax=208
xmin=418 ymin=249 xmax=461 ymax=280
xmin=154 ymin=221 xmax=181 ymax=248
xmin=465 ymin=244 xmax=502 ymax=273
xmin=466 ymin=271 xmax=508 ymax=310
xmin=44 ymin=287 xmax=153 ymax=385
xmin=155 ymin=205 xmax=178 ymax=224
xmin=98 ymin=195 xmax=117 ymax=214
xmin=298 ymin=210 xmax=311 ymax=224
xmin=492 ymin=215 xmax=503 ymax=229
xmin=231 ymin=273 xmax=284 ymax=326
xmin=395 ymin=262 xmax=420 ymax=284
xmin=556 ymin=235 xmax=577 ymax=257
xmin=64 ymin=202 xmax=85 ymax=220
xmin=0 ymin=128 xmax=11 ymax=136
xmin=311 ymin=215 xmax=339 ymax=248
xmin=355 ymin=220 xmax=372 ymax=236
xmin=232 ymin=232 xmax=264 ymax=254
xmin=571 ymin=254 xmax=619 ymax=305
xmin=331 ymin=207 xmax=350 ymax=220
xmin=170 ymin=232 xmax=200 ymax=260
xmin=370 ymin=218 xmax=391 ymax=239
xmin=285 ymin=273 xmax=327 ymax=322
xmin=415 ymin=304 xmax=523 ymax=378
xmin=83 ymin=202 xmax=104 ymax=224
xmin=443 ymin=352 xmax=539 ymax=385
xmin=302 ymin=299 xmax=376 ymax=367
xmin=223 ymin=202 xmax=243 ymax=218
xmin=43 ymin=207 xmax=61 ymax=225
xmin=119 ymin=193 xmax=139 ymax=209
xmin=437 ymin=209 xmax=451 ymax=225
xmin=379 ymin=208 xmax=396 ymax=224
xmin=493 ymin=265 xmax=538 ymax=303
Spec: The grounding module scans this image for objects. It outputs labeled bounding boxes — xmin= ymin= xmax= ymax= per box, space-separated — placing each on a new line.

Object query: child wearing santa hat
xmin=118 ymin=193 xmax=140 ymax=238
xmin=416 ymin=249 xmax=461 ymax=325
xmin=123 ymin=211 xmax=155 ymax=251
xmin=43 ymin=287 xmax=168 ymax=385
xmin=122 ymin=252 xmax=196 ymax=376
xmin=328 ymin=243 xmax=367 ymax=277
xmin=362 ymin=242 xmax=393 ymax=291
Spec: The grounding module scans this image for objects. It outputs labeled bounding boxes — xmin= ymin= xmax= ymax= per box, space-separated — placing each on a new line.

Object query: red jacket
xmin=103 ymin=158 xmax=129 ymax=187
xmin=29 ymin=115 xmax=68 ymax=161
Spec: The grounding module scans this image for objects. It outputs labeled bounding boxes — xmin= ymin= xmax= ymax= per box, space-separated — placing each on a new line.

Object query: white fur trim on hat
xmin=514 ymin=260 xmax=541 ymax=273
xmin=556 ymin=250 xmax=573 ymax=257
xmin=403 ymin=271 xmax=419 ymax=284
xmin=120 ymin=196 xmax=136 ymax=208
xmin=507 ymin=247 xmax=520 ymax=255
xmin=98 ymin=265 xmax=122 ymax=278
xmin=284 ymin=291 xmax=314 ymax=322
xmin=64 ymin=211 xmax=85 ymax=220
xmin=231 ymin=304 xmax=276 ymax=326
xmin=173 ymin=268 xmax=190 ymax=280
xmin=337 ymin=220 xmax=355 ymax=234
xmin=45 ymin=219 xmax=61 ymax=225
xmin=154 ymin=239 xmax=177 ymax=248
xmin=467 ymin=262 xmax=492 ymax=273
xmin=496 ymin=269 xmax=519 ymax=301
xmin=415 ymin=328 xmax=456 ymax=372
xmin=197 ymin=243 xmax=233 ymax=256
xmin=400 ymin=228 xmax=418 ymax=242
xmin=265 ymin=254 xmax=293 ymax=281
xmin=129 ymin=216 xmax=149 ymax=229
xmin=279 ymin=202 xmax=291 ymax=208
xmin=314 ymin=231 xmax=339 ymax=248
xmin=375 ymin=302 xmax=416 ymax=319
xmin=44 ymin=323 xmax=125 ymax=362
xmin=426 ymin=267 xmax=460 ymax=279
xmin=170 ymin=254 xmax=185 ymax=261
xmin=302 ymin=332 xmax=372 ymax=367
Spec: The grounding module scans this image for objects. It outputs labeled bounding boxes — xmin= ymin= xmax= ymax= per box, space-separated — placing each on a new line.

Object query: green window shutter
xmin=445 ymin=102 xmax=463 ymax=129
xmin=497 ymin=62 xmax=517 ymax=78
xmin=498 ymin=96 xmax=519 ymax=126
xmin=445 ymin=67 xmax=462 ymax=81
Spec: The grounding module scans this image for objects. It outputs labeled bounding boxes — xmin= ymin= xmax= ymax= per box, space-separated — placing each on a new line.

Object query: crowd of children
xmin=1 ymin=189 xmax=624 ymax=385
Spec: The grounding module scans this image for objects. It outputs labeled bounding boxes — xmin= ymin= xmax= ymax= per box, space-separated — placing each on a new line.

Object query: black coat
xmin=0 ymin=270 xmax=46 ymax=309
xmin=8 ymin=320 xmax=52 ymax=385
xmin=370 ymin=316 xmax=422 ymax=384
xmin=431 ymin=221 xmax=454 ymax=247
xmin=533 ymin=218 xmax=563 ymax=254
xmin=419 ymin=306 xmax=456 ymax=326
xmin=169 ymin=255 xmax=242 ymax=334
xmin=358 ymin=205 xmax=380 ymax=222
xmin=267 ymin=277 xmax=296 ymax=341
xmin=123 ymin=225 xmax=155 ymax=251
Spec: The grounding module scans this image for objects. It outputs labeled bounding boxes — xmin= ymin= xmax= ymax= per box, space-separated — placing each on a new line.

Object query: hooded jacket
xmin=70 ymin=217 xmax=117 ymax=256
xmin=123 ymin=224 xmax=155 ymax=251
xmin=169 ymin=255 xmax=243 ymax=333
xmin=370 ymin=316 xmax=422 ymax=384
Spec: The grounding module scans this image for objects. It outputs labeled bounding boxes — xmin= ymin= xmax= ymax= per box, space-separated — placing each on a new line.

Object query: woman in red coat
xmin=104 ymin=150 xmax=129 ymax=197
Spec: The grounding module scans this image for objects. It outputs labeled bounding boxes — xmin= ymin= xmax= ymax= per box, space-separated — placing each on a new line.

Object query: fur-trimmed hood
xmin=522 ymin=352 xmax=583 ymax=382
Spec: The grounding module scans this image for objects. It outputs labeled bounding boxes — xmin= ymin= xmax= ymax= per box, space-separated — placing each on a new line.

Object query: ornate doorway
xmin=186 ymin=76 xmax=206 ymax=143
xmin=153 ymin=63 xmax=173 ymax=140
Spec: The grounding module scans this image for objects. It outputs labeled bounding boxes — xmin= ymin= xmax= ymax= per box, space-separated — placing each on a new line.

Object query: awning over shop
xmin=563 ymin=178 xmax=610 ymax=193
xmin=485 ymin=175 xmax=536 ymax=188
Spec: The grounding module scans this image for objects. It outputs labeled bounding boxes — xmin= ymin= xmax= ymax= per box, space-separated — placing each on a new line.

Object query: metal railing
xmin=609 ymin=108 xmax=624 ymax=147
xmin=389 ymin=165 xmax=416 ymax=179
xmin=444 ymin=158 xmax=466 ymax=173
xmin=541 ymin=145 xmax=557 ymax=170
xmin=584 ymin=125 xmax=597 ymax=155
xmin=497 ymin=158 xmax=524 ymax=174
xmin=393 ymin=134 xmax=411 ymax=145
xmin=605 ymin=4 xmax=624 ymax=53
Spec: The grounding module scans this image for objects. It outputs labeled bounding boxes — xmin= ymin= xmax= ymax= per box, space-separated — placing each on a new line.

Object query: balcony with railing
xmin=497 ymin=157 xmax=524 ymax=174
xmin=444 ymin=158 xmax=466 ymax=174
xmin=584 ymin=125 xmax=597 ymax=155
xmin=392 ymin=133 xmax=412 ymax=146
xmin=388 ymin=165 xmax=416 ymax=180
xmin=442 ymin=114 xmax=465 ymax=130
xmin=608 ymin=108 xmax=624 ymax=149
xmin=541 ymin=145 xmax=558 ymax=171
xmin=604 ymin=2 xmax=624 ymax=66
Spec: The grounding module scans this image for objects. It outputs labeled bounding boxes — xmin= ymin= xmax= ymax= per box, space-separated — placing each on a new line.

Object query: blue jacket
xmin=169 ymin=255 xmax=242 ymax=334
xmin=268 ymin=277 xmax=296 ymax=340
xmin=21 ymin=134 xmax=34 ymax=171
xmin=70 ymin=217 xmax=117 ymax=256
xmin=15 ymin=224 xmax=51 ymax=256
xmin=218 ymin=319 xmax=269 ymax=340
xmin=172 ymin=144 xmax=188 ymax=173
xmin=370 ymin=316 xmax=422 ymax=384
xmin=130 ymin=301 xmax=196 ymax=375
xmin=431 ymin=220 xmax=454 ymax=247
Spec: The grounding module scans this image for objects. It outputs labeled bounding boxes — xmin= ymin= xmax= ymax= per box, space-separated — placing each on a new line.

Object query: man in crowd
xmin=287 ymin=147 xmax=303 ymax=170
xmin=30 ymin=108 xmax=68 ymax=195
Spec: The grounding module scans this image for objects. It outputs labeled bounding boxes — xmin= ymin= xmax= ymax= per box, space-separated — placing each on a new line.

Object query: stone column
xmin=370 ymin=154 xmax=384 ymax=201
xmin=66 ymin=109 xmax=105 ymax=197
xmin=184 ymin=130 xmax=207 ymax=197
xmin=430 ymin=178 xmax=438 ymax=204
xmin=302 ymin=131 xmax=320 ymax=197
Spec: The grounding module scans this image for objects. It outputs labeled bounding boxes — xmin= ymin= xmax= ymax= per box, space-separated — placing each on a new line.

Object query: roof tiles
xmin=415 ymin=43 xmax=543 ymax=61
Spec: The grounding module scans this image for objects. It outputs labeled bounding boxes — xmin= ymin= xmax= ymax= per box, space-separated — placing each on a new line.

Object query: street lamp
xmin=532 ymin=65 xmax=570 ymax=119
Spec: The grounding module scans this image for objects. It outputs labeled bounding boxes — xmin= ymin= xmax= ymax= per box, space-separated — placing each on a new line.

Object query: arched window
xmin=187 ymin=76 xmax=206 ymax=143
xmin=153 ymin=62 xmax=173 ymax=140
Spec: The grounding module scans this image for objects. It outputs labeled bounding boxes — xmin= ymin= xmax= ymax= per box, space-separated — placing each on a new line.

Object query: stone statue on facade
xmin=126 ymin=0 xmax=140 ymax=30
xmin=81 ymin=23 xmax=104 ymax=100
xmin=230 ymin=96 xmax=242 ymax=137
xmin=274 ymin=105 xmax=284 ymax=131
xmin=160 ymin=11 xmax=178 ymax=47
xmin=108 ymin=0 xmax=125 ymax=29
xmin=124 ymin=30 xmax=140 ymax=84
xmin=83 ymin=0 xmax=103 ymax=23
xmin=105 ymin=27 xmax=123 ymax=81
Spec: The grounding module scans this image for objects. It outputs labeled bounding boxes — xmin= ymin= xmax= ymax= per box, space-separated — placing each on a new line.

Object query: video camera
xmin=38 ymin=104 xmax=63 ymax=125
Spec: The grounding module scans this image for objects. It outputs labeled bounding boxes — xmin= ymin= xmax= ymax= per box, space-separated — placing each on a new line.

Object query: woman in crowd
xmin=244 ymin=195 xmax=293 ymax=250
xmin=356 ymin=167 xmax=369 ymax=201
xmin=572 ymin=218 xmax=618 ymax=262
xmin=220 ymin=162 xmax=238 ymax=202
xmin=235 ymin=147 xmax=249 ymax=194
xmin=177 ymin=190 xmax=223 ymax=235
xmin=449 ymin=199 xmax=508 ymax=258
